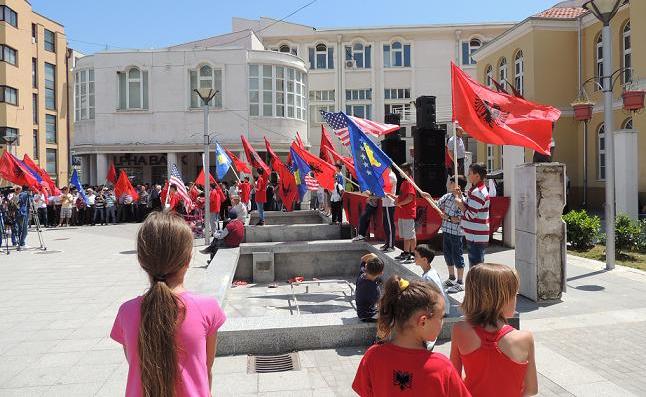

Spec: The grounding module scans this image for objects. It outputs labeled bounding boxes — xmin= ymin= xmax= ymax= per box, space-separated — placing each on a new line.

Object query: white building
xmin=73 ymin=18 xmax=512 ymax=184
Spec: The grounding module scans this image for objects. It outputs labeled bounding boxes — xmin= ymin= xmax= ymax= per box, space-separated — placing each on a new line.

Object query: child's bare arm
xmin=522 ymin=333 xmax=538 ymax=396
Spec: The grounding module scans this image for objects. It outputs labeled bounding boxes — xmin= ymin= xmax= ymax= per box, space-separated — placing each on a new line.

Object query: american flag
xmin=320 ymin=111 xmax=400 ymax=146
xmin=169 ymin=164 xmax=193 ymax=208
xmin=305 ymin=172 xmax=319 ymax=191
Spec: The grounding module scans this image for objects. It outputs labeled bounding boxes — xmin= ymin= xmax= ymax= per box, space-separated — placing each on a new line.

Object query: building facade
xmin=473 ymin=0 xmax=645 ymax=216
xmin=73 ymin=31 xmax=307 ymax=185
xmin=1 ymin=0 xmax=71 ymax=185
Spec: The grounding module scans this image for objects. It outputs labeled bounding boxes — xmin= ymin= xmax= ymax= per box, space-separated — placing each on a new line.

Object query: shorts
xmin=60 ymin=207 xmax=72 ymax=219
xmin=398 ymin=218 xmax=416 ymax=240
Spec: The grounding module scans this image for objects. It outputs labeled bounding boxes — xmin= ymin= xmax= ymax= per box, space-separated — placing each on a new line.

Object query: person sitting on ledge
xmin=199 ymin=209 xmax=244 ymax=264
xmin=355 ymin=253 xmax=384 ymax=323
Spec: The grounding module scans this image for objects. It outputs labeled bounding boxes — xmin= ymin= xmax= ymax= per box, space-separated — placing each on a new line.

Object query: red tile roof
xmin=533 ymin=7 xmax=588 ymax=19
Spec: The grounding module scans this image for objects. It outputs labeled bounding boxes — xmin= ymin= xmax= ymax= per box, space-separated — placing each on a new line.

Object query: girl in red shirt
xmin=353 ymin=276 xmax=470 ymax=397
xmin=450 ymin=263 xmax=537 ymax=397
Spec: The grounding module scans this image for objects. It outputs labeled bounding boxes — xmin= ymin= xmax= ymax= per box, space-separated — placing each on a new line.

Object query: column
xmin=167 ymin=152 xmax=178 ymax=181
xmin=95 ymin=153 xmax=108 ymax=186
xmin=502 ymin=146 xmax=525 ymax=247
xmin=614 ymin=129 xmax=639 ymax=220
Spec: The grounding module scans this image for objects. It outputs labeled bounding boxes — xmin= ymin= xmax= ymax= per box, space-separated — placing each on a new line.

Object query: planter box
xmin=622 ymin=90 xmax=645 ymax=112
xmin=572 ymin=103 xmax=593 ymax=121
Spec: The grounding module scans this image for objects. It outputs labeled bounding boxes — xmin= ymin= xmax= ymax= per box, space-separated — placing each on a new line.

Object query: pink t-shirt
xmin=110 ymin=291 xmax=226 ymax=397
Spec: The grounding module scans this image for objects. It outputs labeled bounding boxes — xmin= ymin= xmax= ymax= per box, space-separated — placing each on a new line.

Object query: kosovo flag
xmin=289 ymin=146 xmax=311 ymax=200
xmin=344 ymin=113 xmax=393 ymax=197
xmin=214 ymin=142 xmax=232 ymax=180
xmin=70 ymin=169 xmax=90 ymax=205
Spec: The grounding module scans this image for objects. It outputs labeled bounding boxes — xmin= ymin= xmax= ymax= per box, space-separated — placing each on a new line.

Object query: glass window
xmin=44 ymin=29 xmax=56 ymax=52
xmin=498 ymin=58 xmax=508 ymax=90
xmin=33 ymin=130 xmax=39 ymax=160
xmin=622 ymin=117 xmax=633 ymax=130
xmin=1 ymin=45 xmax=17 ymax=66
xmin=485 ymin=65 xmax=494 ymax=88
xmin=316 ymin=43 xmax=327 ymax=69
xmin=118 ymin=67 xmax=148 ymax=110
xmin=45 ymin=63 xmax=56 ymax=110
xmin=345 ymin=104 xmax=372 ymax=120
xmin=384 ymin=42 xmax=411 ymax=68
xmin=345 ymin=43 xmax=371 ymax=69
xmin=310 ymin=104 xmax=335 ymax=124
xmin=384 ymin=88 xmax=411 ymax=100
xmin=514 ymin=51 xmax=524 ymax=96
xmin=0 ymin=127 xmax=19 ymax=145
xmin=46 ymin=149 xmax=57 ymax=177
xmin=46 ymin=114 xmax=57 ymax=144
xmin=249 ymin=64 xmax=306 ymax=120
xmin=33 ymin=94 xmax=38 ymax=124
xmin=487 ymin=144 xmax=494 ymax=171
xmin=0 ymin=86 xmax=18 ymax=105
xmin=189 ymin=64 xmax=223 ymax=109
xmin=32 ymin=23 xmax=37 ymax=42
xmin=75 ymin=69 xmax=95 ymax=120
xmin=462 ymin=38 xmax=481 ymax=65
xmin=596 ymin=34 xmax=603 ymax=90
xmin=597 ymin=124 xmax=605 ymax=180
xmin=384 ymin=103 xmax=413 ymax=123
xmin=0 ymin=5 xmax=18 ymax=28
xmin=622 ymin=21 xmax=631 ymax=83
xmin=32 ymin=58 xmax=37 ymax=88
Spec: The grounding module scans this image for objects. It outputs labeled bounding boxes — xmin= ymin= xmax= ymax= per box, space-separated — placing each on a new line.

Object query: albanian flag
xmin=241 ymin=135 xmax=270 ymax=175
xmin=106 ymin=162 xmax=117 ymax=184
xmin=194 ymin=167 xmax=216 ymax=186
xmin=451 ymin=62 xmax=560 ymax=155
xmin=290 ymin=141 xmax=336 ymax=191
xmin=224 ymin=148 xmax=251 ymax=174
xmin=264 ymin=137 xmax=298 ymax=211
xmin=0 ymin=151 xmax=39 ymax=189
xmin=114 ymin=170 xmax=139 ymax=201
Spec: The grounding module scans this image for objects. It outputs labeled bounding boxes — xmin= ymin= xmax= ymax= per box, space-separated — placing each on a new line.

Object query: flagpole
xmin=453 ymin=122 xmax=459 ymax=182
xmin=390 ymin=162 xmax=443 ymax=216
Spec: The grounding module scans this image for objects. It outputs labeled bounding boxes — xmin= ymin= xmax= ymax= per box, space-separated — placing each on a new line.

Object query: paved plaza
xmin=0 ymin=224 xmax=645 ymax=396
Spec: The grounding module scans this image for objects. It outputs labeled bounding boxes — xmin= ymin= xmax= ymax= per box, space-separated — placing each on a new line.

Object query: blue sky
xmin=32 ymin=0 xmax=559 ymax=54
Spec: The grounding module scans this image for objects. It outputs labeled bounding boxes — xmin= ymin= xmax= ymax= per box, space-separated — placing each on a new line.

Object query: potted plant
xmin=571 ymin=96 xmax=594 ymax=122
xmin=621 ymin=75 xmax=645 ymax=112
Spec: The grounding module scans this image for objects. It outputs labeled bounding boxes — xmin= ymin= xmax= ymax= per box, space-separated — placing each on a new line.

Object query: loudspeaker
xmin=381 ymin=138 xmax=406 ymax=166
xmin=413 ymin=127 xmax=447 ymax=166
xmin=415 ymin=96 xmax=437 ymax=129
xmin=414 ymin=164 xmax=447 ymax=197
xmin=384 ymin=113 xmax=401 ymax=126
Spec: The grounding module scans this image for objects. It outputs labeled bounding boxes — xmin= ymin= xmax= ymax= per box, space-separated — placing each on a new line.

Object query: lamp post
xmin=3 ymin=129 xmax=18 ymax=156
xmin=583 ymin=0 xmax=622 ymax=270
xmin=193 ymin=88 xmax=218 ymax=245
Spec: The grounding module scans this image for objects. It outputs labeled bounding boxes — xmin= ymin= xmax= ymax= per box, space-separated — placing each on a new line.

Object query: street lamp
xmin=583 ymin=0 xmax=622 ymax=270
xmin=194 ymin=87 xmax=218 ymax=245
xmin=2 ymin=129 xmax=18 ymax=155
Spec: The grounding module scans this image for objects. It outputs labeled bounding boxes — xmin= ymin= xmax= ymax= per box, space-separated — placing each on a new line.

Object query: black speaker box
xmin=415 ymin=96 xmax=437 ymax=129
xmin=413 ymin=127 xmax=446 ymax=166
xmin=414 ymin=164 xmax=447 ymax=197
xmin=384 ymin=113 xmax=401 ymax=126
xmin=381 ymin=138 xmax=406 ymax=166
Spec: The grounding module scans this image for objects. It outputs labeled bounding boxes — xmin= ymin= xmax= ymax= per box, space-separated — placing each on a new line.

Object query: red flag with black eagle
xmin=106 ymin=162 xmax=117 ymax=184
xmin=0 ymin=151 xmax=39 ymax=189
xmin=451 ymin=62 xmax=560 ymax=155
xmin=264 ymin=137 xmax=298 ymax=211
xmin=241 ymin=135 xmax=270 ymax=175
xmin=290 ymin=142 xmax=336 ymax=191
xmin=223 ymin=148 xmax=252 ymax=174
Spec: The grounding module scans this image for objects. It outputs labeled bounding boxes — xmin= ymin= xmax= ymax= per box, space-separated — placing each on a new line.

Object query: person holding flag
xmin=254 ymin=168 xmax=268 ymax=226
xmin=394 ymin=163 xmax=418 ymax=263
xmin=240 ymin=177 xmax=252 ymax=211
xmin=330 ymin=163 xmax=345 ymax=224
xmin=214 ymin=142 xmax=233 ymax=181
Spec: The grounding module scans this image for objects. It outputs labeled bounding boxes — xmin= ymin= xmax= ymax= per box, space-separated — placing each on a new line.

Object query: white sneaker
xmin=443 ymin=279 xmax=456 ymax=287
xmin=447 ymin=283 xmax=464 ymax=294
xmin=352 ymin=235 xmax=366 ymax=242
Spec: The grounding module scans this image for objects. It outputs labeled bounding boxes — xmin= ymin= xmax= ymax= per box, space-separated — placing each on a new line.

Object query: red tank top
xmin=461 ymin=325 xmax=528 ymax=397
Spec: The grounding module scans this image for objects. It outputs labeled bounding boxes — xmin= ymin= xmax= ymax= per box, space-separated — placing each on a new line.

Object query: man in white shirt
xmin=230 ymin=195 xmax=247 ymax=221
xmin=447 ymin=125 xmax=466 ymax=176
xmin=381 ymin=167 xmax=397 ymax=252
xmin=330 ymin=163 xmax=345 ymax=224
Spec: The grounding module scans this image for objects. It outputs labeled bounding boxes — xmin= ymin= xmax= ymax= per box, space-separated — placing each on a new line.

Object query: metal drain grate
xmin=247 ymin=352 xmax=301 ymax=374
xmin=33 ymin=250 xmax=62 ymax=254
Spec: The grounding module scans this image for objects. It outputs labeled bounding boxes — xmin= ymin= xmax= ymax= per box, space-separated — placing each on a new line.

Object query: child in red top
xmin=394 ymin=163 xmax=417 ymax=263
xmin=353 ymin=275 xmax=470 ymax=397
xmin=254 ymin=168 xmax=268 ymax=225
xmin=450 ymin=263 xmax=537 ymax=397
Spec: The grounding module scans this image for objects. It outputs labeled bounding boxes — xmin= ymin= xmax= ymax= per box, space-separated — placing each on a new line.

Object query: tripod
xmin=28 ymin=196 xmax=47 ymax=251
xmin=0 ymin=210 xmax=9 ymax=255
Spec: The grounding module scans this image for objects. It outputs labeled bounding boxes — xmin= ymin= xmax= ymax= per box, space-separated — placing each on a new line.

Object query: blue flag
xmin=289 ymin=146 xmax=311 ymax=200
xmin=70 ymin=169 xmax=89 ymax=205
xmin=344 ymin=114 xmax=393 ymax=197
xmin=214 ymin=142 xmax=232 ymax=180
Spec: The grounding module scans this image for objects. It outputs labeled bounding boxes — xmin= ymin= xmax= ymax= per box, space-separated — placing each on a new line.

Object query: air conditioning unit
xmin=345 ymin=60 xmax=356 ymax=69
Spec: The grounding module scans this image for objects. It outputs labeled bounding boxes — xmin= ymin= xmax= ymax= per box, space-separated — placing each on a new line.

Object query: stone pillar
xmin=502 ymin=146 xmax=525 ymax=247
xmin=167 ymin=152 xmax=178 ymax=181
xmin=515 ymin=163 xmax=566 ymax=302
xmin=95 ymin=153 xmax=108 ymax=186
xmin=614 ymin=129 xmax=639 ymax=220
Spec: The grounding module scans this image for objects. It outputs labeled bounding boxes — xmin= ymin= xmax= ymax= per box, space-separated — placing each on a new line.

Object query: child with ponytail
xmin=111 ymin=211 xmax=226 ymax=397
xmin=353 ymin=275 xmax=470 ymax=396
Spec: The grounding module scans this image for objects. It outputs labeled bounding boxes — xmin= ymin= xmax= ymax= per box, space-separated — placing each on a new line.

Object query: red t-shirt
xmin=224 ymin=219 xmax=244 ymax=248
xmin=353 ymin=343 xmax=471 ymax=397
xmin=209 ymin=188 xmax=224 ymax=213
xmin=168 ymin=192 xmax=180 ymax=211
xmin=396 ymin=180 xmax=417 ymax=220
xmin=240 ymin=182 xmax=251 ymax=203
xmin=255 ymin=174 xmax=268 ymax=203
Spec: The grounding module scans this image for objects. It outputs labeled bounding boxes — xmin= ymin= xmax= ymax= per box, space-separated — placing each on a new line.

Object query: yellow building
xmin=0 ymin=0 xmax=71 ymax=185
xmin=472 ymin=0 xmax=644 ymax=215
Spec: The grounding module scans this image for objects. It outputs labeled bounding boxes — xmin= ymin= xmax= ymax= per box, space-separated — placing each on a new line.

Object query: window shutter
xmin=327 ymin=46 xmax=334 ymax=69
xmin=383 ymin=45 xmax=391 ymax=68
xmin=404 ymin=45 xmax=411 ymax=67
xmin=308 ymin=48 xmax=315 ymax=69
xmin=142 ymin=71 xmax=149 ymax=109
xmin=118 ymin=72 xmax=126 ymax=110
xmin=461 ymin=42 xmax=470 ymax=65
xmin=365 ymin=45 xmax=371 ymax=69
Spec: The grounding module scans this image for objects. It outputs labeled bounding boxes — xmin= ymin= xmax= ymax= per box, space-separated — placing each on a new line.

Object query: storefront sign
xmin=113 ymin=154 xmax=188 ymax=167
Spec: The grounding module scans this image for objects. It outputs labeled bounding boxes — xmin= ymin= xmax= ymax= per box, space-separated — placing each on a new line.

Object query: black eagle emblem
xmin=474 ymin=96 xmax=509 ymax=128
xmin=307 ymin=162 xmax=323 ymax=176
xmin=393 ymin=370 xmax=413 ymax=391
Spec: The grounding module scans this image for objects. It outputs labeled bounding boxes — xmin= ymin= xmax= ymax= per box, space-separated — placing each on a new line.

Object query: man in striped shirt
xmin=455 ymin=163 xmax=490 ymax=268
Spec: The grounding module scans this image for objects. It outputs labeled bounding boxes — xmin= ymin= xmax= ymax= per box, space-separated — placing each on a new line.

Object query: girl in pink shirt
xmin=111 ymin=212 xmax=226 ymax=397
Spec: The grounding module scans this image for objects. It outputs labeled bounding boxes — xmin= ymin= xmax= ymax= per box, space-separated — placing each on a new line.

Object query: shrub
xmin=615 ymin=214 xmax=640 ymax=254
xmin=563 ymin=210 xmax=600 ymax=250
xmin=638 ymin=220 xmax=646 ymax=253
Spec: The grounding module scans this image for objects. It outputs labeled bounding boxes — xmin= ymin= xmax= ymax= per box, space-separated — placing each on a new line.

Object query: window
xmin=383 ymin=41 xmax=411 ymax=68
xmin=622 ymin=117 xmax=633 ymax=130
xmin=345 ymin=43 xmax=371 ymax=69
xmin=0 ymin=5 xmax=17 ymax=28
xmin=32 ymin=23 xmax=37 ymax=42
xmin=278 ymin=44 xmax=297 ymax=56
xmin=487 ymin=145 xmax=494 ymax=171
xmin=46 ymin=114 xmax=57 ymax=144
xmin=346 ymin=104 xmax=372 ymax=119
xmin=498 ymin=58 xmax=508 ymax=90
xmin=33 ymin=130 xmax=39 ymax=160
xmin=248 ymin=64 xmax=306 ymax=120
xmin=44 ymin=63 xmax=56 ymax=110
xmin=384 ymin=88 xmax=411 ymax=100
xmin=309 ymin=90 xmax=335 ymax=124
xmin=309 ymin=90 xmax=335 ymax=102
xmin=345 ymin=88 xmax=372 ymax=119
xmin=308 ymin=43 xmax=334 ymax=70
xmin=595 ymin=33 xmax=603 ymax=90
xmin=75 ymin=69 xmax=95 ymax=120
xmin=345 ymin=89 xmax=372 ymax=101
xmin=0 ymin=127 xmax=18 ymax=144
xmin=33 ymin=94 xmax=38 ymax=124
xmin=462 ymin=38 xmax=482 ymax=65
xmin=190 ymin=64 xmax=223 ymax=109
xmin=384 ymin=103 xmax=413 ymax=123
xmin=32 ymin=58 xmax=37 ymax=88
xmin=597 ymin=123 xmax=605 ymax=180
xmin=310 ymin=105 xmax=335 ymax=124
xmin=46 ymin=149 xmax=57 ymax=177
xmin=622 ymin=21 xmax=631 ymax=83
xmin=118 ymin=67 xmax=149 ymax=110
xmin=0 ymin=86 xmax=17 ymax=105
xmin=485 ymin=65 xmax=494 ymax=88
xmin=514 ymin=50 xmax=524 ymax=96
xmin=0 ymin=45 xmax=17 ymax=66
xmin=44 ymin=29 xmax=55 ymax=52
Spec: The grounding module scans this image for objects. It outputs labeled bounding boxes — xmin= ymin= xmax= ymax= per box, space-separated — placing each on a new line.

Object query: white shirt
xmin=231 ymin=202 xmax=247 ymax=220
xmin=447 ymin=136 xmax=465 ymax=159
xmin=488 ymin=179 xmax=497 ymax=198
xmin=34 ymin=193 xmax=47 ymax=209
xmin=229 ymin=186 xmax=239 ymax=197
xmin=87 ymin=193 xmax=96 ymax=205
xmin=422 ymin=268 xmax=450 ymax=315
xmin=381 ymin=170 xmax=397 ymax=207
xmin=330 ymin=175 xmax=344 ymax=202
